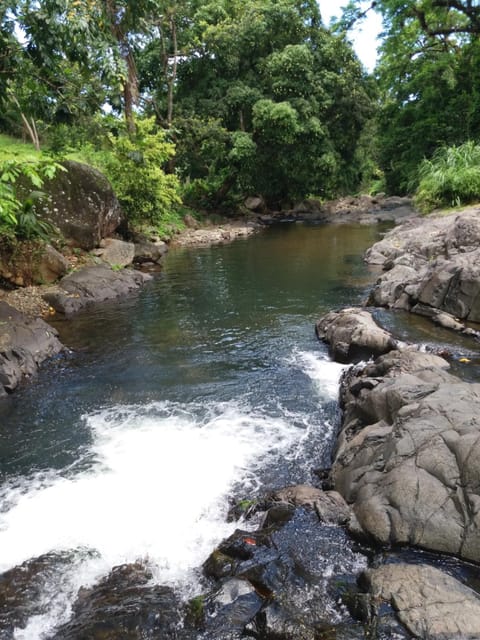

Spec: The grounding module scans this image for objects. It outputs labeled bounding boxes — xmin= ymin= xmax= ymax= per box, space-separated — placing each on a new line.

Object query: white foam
xmin=0 ymin=399 xmax=308 ymax=634
xmin=291 ymin=350 xmax=348 ymax=400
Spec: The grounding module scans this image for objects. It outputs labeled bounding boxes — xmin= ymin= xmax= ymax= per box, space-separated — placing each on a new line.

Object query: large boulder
xmin=43 ymin=264 xmax=151 ymax=314
xmin=27 ymin=160 xmax=124 ymax=250
xmin=0 ymin=302 xmax=64 ymax=395
xmin=332 ymin=347 xmax=480 ymax=562
xmin=316 ymin=308 xmax=399 ymax=363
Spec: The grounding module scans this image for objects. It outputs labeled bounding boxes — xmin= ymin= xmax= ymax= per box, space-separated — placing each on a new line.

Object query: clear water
xmin=0 ymin=223 xmax=384 ymax=637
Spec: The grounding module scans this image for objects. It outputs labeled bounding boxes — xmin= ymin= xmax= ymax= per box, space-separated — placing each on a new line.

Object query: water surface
xmin=0 ymin=223 xmax=386 ymax=637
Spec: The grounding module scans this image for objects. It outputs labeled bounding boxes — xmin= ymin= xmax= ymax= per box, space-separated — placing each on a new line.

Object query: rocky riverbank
xmin=313 ymin=306 xmax=480 ymax=638
xmin=365 ymin=204 xmax=480 ymax=338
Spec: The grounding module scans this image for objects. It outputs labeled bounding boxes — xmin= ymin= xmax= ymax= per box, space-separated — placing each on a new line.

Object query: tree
xmin=342 ymin=0 xmax=480 ymax=194
xmin=170 ymin=0 xmax=372 ymax=207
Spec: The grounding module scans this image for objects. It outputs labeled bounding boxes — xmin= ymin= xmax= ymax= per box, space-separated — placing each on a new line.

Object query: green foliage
xmin=95 ymin=117 xmax=182 ymax=232
xmin=344 ymin=1 xmax=480 ymax=195
xmin=172 ymin=0 xmax=372 ymax=207
xmin=0 ymin=156 xmax=63 ymax=239
xmin=415 ymin=141 xmax=480 ymax=212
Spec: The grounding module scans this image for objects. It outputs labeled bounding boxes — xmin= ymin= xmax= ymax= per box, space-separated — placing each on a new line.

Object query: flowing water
xmin=0 ymin=223 xmax=406 ymax=637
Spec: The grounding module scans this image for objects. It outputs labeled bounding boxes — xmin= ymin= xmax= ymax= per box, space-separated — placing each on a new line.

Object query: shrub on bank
xmin=415 ymin=141 xmax=480 ymax=212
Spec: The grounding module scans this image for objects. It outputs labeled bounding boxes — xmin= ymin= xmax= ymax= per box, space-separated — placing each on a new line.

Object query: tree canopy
xmin=2 ymin=0 xmax=479 ymax=222
xmin=342 ymin=0 xmax=480 ymax=194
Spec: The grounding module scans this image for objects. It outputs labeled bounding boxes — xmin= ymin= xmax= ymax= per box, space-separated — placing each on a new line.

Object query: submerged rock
xmin=0 ymin=552 xmax=76 ymax=636
xmin=52 ymin=563 xmax=195 ymax=640
xmin=0 ymin=301 xmax=64 ymax=395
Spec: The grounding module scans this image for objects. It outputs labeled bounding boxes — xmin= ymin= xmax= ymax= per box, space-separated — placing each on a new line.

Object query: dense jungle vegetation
xmin=1 ymin=0 xmax=480 ymax=239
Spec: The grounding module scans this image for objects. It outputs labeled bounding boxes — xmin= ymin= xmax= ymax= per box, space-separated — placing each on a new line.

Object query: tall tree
xmin=343 ymin=0 xmax=480 ymax=193
xmin=167 ymin=0 xmax=372 ymax=207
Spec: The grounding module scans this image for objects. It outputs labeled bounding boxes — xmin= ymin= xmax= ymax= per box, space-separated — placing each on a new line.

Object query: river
xmin=0 ymin=221 xmax=457 ymax=638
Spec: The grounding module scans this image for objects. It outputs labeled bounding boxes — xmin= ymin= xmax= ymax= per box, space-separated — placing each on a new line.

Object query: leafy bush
xmin=0 ymin=157 xmax=64 ymax=239
xmin=415 ymin=141 xmax=480 ymax=213
xmin=96 ymin=117 xmax=182 ymax=232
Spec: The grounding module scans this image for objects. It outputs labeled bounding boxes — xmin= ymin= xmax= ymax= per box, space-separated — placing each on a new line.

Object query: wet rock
xmin=0 ymin=552 xmax=76 ymax=636
xmin=52 ymin=563 xmax=193 ymax=640
xmin=261 ymin=502 xmax=296 ymax=529
xmin=364 ymin=563 xmax=480 ymax=639
xmin=333 ymin=346 xmax=480 ymax=562
xmin=204 ymin=550 xmax=238 ymax=580
xmin=246 ymin=601 xmax=316 ymax=639
xmin=316 ymin=308 xmax=399 ymax=363
xmin=42 ymin=264 xmax=151 ymax=314
xmin=132 ymin=233 xmax=168 ymax=265
xmin=204 ymin=578 xmax=264 ymax=639
xmin=217 ymin=529 xmax=272 ymax=561
xmin=0 ymin=301 xmax=64 ymax=394
xmin=205 ymin=508 xmax=368 ymax=639
xmin=272 ymin=485 xmax=351 ymax=525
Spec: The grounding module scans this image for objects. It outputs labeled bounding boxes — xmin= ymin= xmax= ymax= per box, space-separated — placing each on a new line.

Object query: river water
xmin=0 ymin=223 xmax=413 ymax=637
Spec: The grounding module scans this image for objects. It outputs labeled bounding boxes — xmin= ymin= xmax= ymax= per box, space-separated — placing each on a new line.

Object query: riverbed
xmin=0 ymin=221 xmax=475 ymax=638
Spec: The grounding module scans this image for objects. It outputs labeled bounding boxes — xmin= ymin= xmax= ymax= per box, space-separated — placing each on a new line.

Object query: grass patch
xmin=0 ymin=134 xmax=42 ymax=162
xmin=415 ymin=141 xmax=480 ymax=213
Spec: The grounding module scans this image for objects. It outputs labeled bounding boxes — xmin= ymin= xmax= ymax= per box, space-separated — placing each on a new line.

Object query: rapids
xmin=0 ymin=223 xmax=385 ymax=637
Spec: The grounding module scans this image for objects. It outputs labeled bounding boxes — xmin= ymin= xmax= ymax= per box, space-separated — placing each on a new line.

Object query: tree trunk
xmin=105 ymin=0 xmax=138 ymax=135
xmin=167 ymin=15 xmax=177 ymax=127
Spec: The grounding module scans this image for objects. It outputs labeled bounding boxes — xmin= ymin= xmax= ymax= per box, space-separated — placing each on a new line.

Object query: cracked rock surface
xmin=365 ymin=207 xmax=480 ymax=336
xmin=42 ymin=265 xmax=152 ymax=314
xmin=333 ymin=345 xmax=480 ymax=561
xmin=364 ymin=563 xmax=480 ymax=639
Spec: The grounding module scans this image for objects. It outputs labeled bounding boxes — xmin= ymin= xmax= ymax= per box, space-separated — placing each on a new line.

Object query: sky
xmin=319 ymin=1 xmax=383 ymax=71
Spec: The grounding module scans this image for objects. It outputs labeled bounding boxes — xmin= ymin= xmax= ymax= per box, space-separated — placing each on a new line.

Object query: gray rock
xmin=0 ymin=302 xmax=64 ymax=394
xmin=333 ymin=347 xmax=480 ymax=562
xmin=133 ymin=237 xmax=168 ymax=264
xmin=94 ymin=238 xmax=135 ymax=268
xmin=365 ymin=208 xmax=480 ymax=332
xmin=364 ymin=563 xmax=480 ymax=639
xmin=244 ymin=196 xmax=266 ymax=212
xmin=43 ymin=265 xmax=151 ymax=314
xmin=183 ymin=213 xmax=200 ymax=229
xmin=272 ymin=485 xmax=351 ymax=525
xmin=35 ymin=244 xmax=70 ymax=283
xmin=316 ymin=308 xmax=399 ymax=363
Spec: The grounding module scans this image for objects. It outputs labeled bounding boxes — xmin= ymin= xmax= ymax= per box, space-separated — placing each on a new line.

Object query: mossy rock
xmin=18 ymin=160 xmax=124 ymax=250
